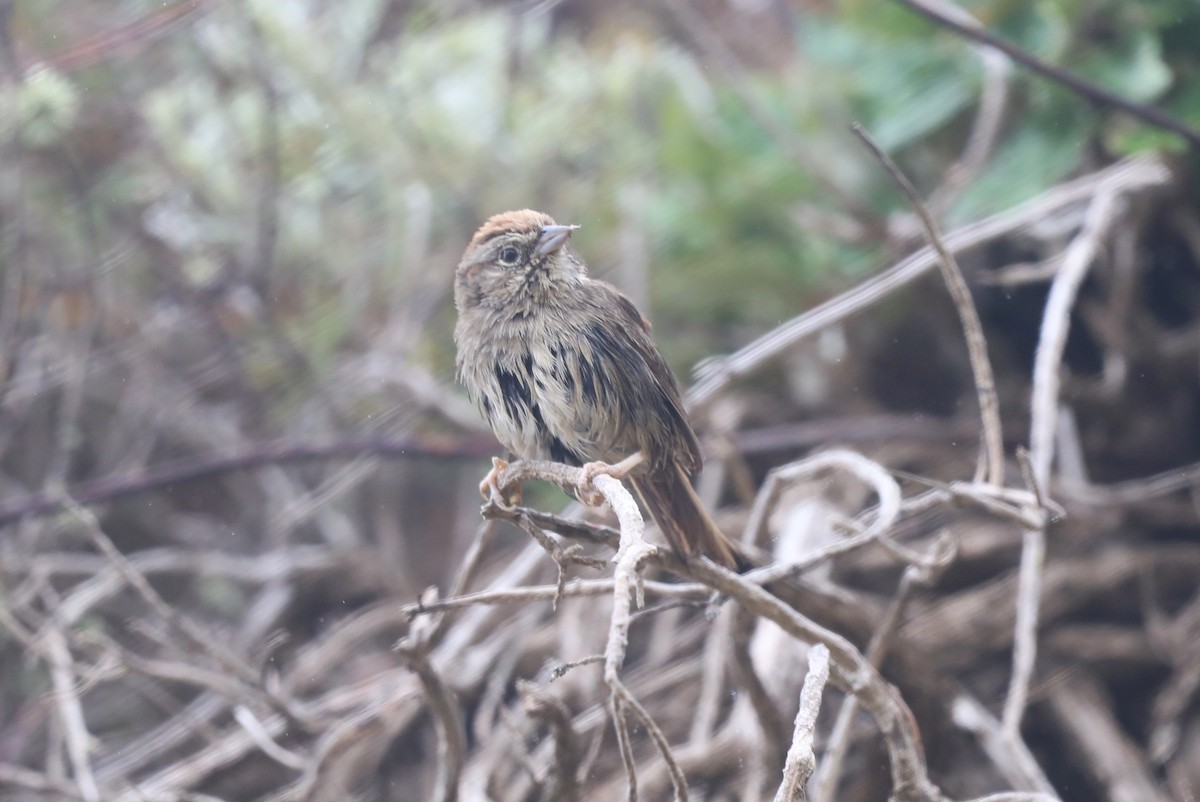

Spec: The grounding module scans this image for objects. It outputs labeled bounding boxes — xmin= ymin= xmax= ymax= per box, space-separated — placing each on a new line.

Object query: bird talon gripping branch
xmin=576 ymin=452 xmax=646 ymax=507
xmin=479 ymin=456 xmax=520 ymax=509
xmin=575 ymin=462 xmax=610 ymax=508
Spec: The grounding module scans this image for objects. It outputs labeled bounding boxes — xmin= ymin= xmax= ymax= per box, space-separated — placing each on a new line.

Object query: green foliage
xmin=4 ymin=67 xmax=81 ymax=146
xmin=802 ymin=16 xmax=980 ymax=152
xmin=992 ymin=0 xmax=1199 ymax=159
xmin=130 ymin=5 xmax=898 ymax=372
xmin=952 ymin=98 xmax=1093 ymax=220
xmin=5 ymin=0 xmax=1197 ymax=422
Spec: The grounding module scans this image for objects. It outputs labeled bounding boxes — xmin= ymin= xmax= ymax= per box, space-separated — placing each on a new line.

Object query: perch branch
xmin=594 ymin=471 xmax=688 ymax=801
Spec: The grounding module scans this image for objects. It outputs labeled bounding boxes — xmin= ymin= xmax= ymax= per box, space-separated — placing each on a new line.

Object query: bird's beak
xmin=536 ymin=224 xmax=579 ymax=256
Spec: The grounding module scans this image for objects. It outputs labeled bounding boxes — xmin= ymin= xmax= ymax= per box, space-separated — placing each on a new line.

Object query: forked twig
xmin=593 ymin=472 xmax=688 ymax=801
xmin=482 ymin=459 xmax=688 ymax=800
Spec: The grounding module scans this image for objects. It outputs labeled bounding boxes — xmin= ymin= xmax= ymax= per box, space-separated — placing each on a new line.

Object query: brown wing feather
xmin=584 ymin=281 xmax=703 ymax=473
xmin=632 ymin=466 xmax=737 ymax=569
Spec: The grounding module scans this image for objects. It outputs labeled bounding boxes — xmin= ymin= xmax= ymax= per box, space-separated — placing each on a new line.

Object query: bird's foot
xmin=576 ymin=452 xmax=646 ymax=507
xmin=480 ymin=456 xmax=520 ymax=509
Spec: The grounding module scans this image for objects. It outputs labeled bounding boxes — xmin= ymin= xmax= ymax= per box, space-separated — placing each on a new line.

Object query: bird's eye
xmin=498 ymin=246 xmax=521 ymax=266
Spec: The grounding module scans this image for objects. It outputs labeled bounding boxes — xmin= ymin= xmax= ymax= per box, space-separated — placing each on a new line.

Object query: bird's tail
xmin=632 ymin=464 xmax=740 ymax=570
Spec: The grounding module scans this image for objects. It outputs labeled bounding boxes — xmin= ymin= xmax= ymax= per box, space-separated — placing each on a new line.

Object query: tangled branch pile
xmin=2 ymin=2 xmax=1200 ymax=802
xmin=4 ymin=149 xmax=1198 ymax=801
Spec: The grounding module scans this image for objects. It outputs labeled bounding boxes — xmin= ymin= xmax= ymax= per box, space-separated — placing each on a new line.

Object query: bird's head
xmin=454 ymin=209 xmax=583 ymax=314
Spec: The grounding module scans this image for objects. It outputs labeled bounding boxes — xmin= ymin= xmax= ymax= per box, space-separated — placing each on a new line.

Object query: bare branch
xmin=396 ymin=633 xmax=467 ymax=802
xmin=774 ymin=644 xmax=831 ymax=802
xmin=682 ymin=558 xmax=946 ymax=802
xmin=851 ymin=122 xmax=1005 ymax=487
xmin=687 ymin=157 xmax=1169 ymax=410
xmin=889 ymin=0 xmax=1200 ymax=149
xmin=0 ymin=435 xmax=495 ymax=528
xmin=1006 ymin=184 xmax=1123 ymax=737
xmin=951 ymin=694 xmax=1056 ymax=795
xmin=520 ymin=682 xmax=582 ymax=802
xmin=44 ymin=629 xmax=101 ymax=802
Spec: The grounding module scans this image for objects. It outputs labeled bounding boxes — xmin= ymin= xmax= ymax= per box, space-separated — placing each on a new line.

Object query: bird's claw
xmin=576 ymin=462 xmax=611 ymax=508
xmin=576 ymin=452 xmax=645 ymax=508
xmin=480 ymin=457 xmax=520 ymax=509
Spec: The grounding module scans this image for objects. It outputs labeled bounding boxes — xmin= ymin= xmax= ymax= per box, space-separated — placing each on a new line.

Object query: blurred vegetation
xmin=0 ymin=0 xmax=1192 ymax=557
xmin=0 ymin=0 xmax=1196 ymax=580
xmin=4 ymin=0 xmax=1197 ymax=406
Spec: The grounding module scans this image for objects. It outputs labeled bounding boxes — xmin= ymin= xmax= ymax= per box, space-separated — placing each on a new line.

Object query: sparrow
xmin=453 ymin=209 xmax=738 ymax=569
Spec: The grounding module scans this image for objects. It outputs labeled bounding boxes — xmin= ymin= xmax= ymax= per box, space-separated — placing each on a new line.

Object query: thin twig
xmin=396 ymin=635 xmax=467 ymax=802
xmin=742 ymin=450 xmax=904 ymax=587
xmin=773 ymin=644 xmax=831 ymax=802
xmin=615 ymin=685 xmax=689 ymax=802
xmin=245 ymin=11 xmax=281 ymax=294
xmin=1003 ymin=527 xmax=1046 ymax=740
xmin=963 ymin=795 xmax=1062 ymax=802
xmin=550 ymin=654 xmax=605 ymax=681
xmin=657 ymin=0 xmax=872 ymax=223
xmin=690 ymin=603 xmax=735 ymax=744
xmin=232 ymin=706 xmax=307 ymax=771
xmin=611 ymin=695 xmax=640 ymax=802
xmin=44 ymin=629 xmax=101 ymax=802
xmin=1006 ymin=185 xmax=1122 ymax=736
xmin=1046 ymin=674 xmax=1171 ymax=802
xmin=1058 ymin=461 xmax=1200 ymax=507
xmin=729 ymin=605 xmax=790 ymax=762
xmin=0 ymin=435 xmax=495 ymax=528
xmin=1027 ymin=188 xmax=1122 ymax=488
xmin=61 ymin=497 xmax=310 ymax=724
xmin=813 ymin=537 xmax=955 ymax=802
xmin=429 ymin=521 xmax=500 ymax=646
xmin=951 ymin=694 xmax=1056 ymax=794
xmin=510 ymin=510 xmax=609 ymax=608
xmin=889 ymin=0 xmax=1200 ymax=150
xmin=0 ymin=762 xmax=87 ymax=801
xmin=520 ymin=682 xmax=582 ymax=802
xmin=851 ymin=122 xmax=1005 ymax=486
xmin=928 ymin=0 xmax=1012 ymax=215
xmin=404 ymin=577 xmax=707 ymax=618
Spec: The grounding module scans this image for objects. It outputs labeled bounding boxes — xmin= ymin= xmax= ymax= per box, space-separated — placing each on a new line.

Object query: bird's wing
xmin=580 ymin=281 xmax=703 ymax=474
